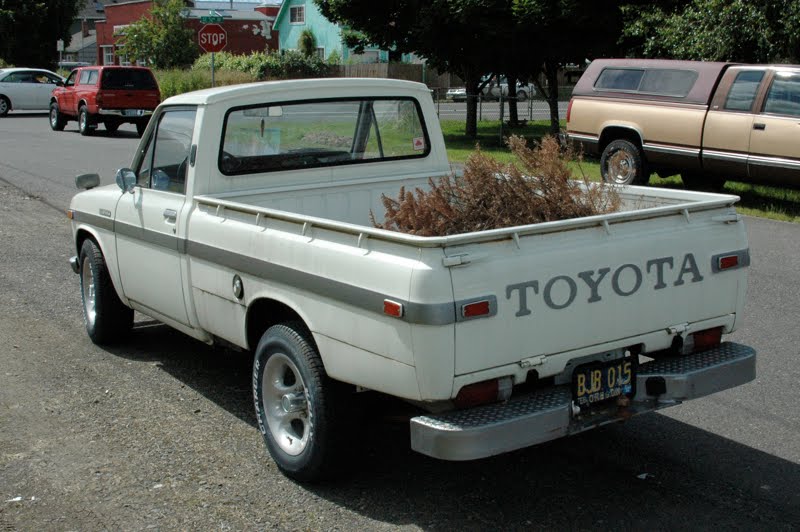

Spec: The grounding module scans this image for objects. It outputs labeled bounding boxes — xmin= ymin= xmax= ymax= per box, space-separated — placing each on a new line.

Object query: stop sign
xmin=198 ymin=24 xmax=227 ymax=53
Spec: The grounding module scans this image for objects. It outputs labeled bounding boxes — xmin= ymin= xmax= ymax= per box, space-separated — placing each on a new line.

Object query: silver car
xmin=0 ymin=67 xmax=65 ymax=116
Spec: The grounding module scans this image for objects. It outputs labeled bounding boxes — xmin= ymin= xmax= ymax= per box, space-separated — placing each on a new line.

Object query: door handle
xmin=753 ymin=123 xmax=766 ymax=130
xmin=163 ymin=209 xmax=177 ymax=221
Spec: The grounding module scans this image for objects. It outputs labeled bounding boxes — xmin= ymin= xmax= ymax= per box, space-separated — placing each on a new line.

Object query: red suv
xmin=49 ymin=66 xmax=160 ymax=137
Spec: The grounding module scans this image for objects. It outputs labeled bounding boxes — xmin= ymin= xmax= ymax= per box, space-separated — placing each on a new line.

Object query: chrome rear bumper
xmin=410 ymin=342 xmax=755 ymax=461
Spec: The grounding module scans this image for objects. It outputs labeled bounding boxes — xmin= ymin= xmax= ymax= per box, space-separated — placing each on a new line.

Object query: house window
xmin=118 ymin=53 xmax=132 ymax=67
xmin=290 ymin=5 xmax=305 ymax=24
xmin=102 ymin=46 xmax=114 ymax=65
xmin=316 ymin=47 xmax=325 ymax=59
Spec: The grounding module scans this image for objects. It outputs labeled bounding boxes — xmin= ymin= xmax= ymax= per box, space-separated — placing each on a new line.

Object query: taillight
xmin=96 ymin=92 xmax=104 ymax=106
xmin=683 ymin=327 xmax=723 ymax=354
xmin=454 ymin=377 xmax=512 ymax=409
xmin=566 ymin=98 xmax=573 ymax=123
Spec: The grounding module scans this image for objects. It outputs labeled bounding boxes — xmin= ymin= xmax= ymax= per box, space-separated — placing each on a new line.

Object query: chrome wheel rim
xmin=0 ymin=99 xmax=8 ymax=115
xmin=79 ymin=112 xmax=87 ymax=131
xmin=607 ymin=150 xmax=636 ymax=184
xmin=50 ymin=107 xmax=58 ymax=127
xmin=81 ymin=256 xmax=96 ymax=328
xmin=262 ymin=353 xmax=310 ymax=456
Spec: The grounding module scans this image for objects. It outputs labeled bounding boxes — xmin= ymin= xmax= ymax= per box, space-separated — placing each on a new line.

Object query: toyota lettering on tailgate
xmin=505 ymin=253 xmax=704 ymax=316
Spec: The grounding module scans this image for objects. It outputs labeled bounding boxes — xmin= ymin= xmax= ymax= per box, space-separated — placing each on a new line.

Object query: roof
xmin=75 ymin=0 xmax=119 ymax=21
xmin=65 ymin=29 xmax=97 ymax=53
xmin=185 ymin=8 xmax=268 ymax=21
xmin=162 ymin=77 xmax=431 ymax=106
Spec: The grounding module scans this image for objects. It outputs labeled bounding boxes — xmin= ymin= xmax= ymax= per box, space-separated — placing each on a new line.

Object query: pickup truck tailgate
xmin=445 ymin=200 xmax=749 ymax=376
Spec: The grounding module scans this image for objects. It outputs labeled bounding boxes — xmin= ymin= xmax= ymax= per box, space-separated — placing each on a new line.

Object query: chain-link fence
xmin=431 ymin=87 xmax=573 ymax=123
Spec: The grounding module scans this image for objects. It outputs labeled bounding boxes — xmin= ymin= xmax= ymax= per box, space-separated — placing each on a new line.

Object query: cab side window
xmin=724 ymin=71 xmax=764 ymax=112
xmin=135 ymin=108 xmax=197 ymax=194
xmin=65 ymin=71 xmax=77 ymax=87
xmin=763 ymin=73 xmax=800 ymax=117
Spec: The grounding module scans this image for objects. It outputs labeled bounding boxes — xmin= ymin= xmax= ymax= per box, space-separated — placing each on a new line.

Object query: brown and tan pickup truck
xmin=566 ymin=58 xmax=800 ymax=189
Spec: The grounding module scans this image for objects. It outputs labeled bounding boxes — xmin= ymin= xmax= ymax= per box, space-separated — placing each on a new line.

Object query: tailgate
xmin=446 ymin=203 xmax=749 ymax=375
xmin=100 ymin=89 xmax=160 ymax=110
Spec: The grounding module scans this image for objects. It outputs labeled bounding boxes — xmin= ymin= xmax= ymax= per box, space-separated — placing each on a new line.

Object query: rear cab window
xmin=724 ymin=70 xmax=765 ymax=111
xmin=219 ymin=97 xmax=430 ymax=175
xmin=102 ymin=69 xmax=158 ymax=90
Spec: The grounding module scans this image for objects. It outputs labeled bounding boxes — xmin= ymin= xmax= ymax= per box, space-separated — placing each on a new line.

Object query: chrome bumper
xmin=97 ymin=108 xmax=153 ymax=117
xmin=410 ymin=342 xmax=756 ymax=461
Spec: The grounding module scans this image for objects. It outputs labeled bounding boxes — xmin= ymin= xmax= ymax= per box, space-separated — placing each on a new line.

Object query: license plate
xmin=123 ymin=109 xmax=143 ymax=117
xmin=572 ymin=358 xmax=635 ymax=407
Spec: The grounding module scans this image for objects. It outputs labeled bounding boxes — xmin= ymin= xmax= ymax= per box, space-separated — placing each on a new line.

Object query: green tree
xmin=299 ymin=29 xmax=318 ymax=58
xmin=620 ymin=0 xmax=800 ymax=63
xmin=116 ymin=0 xmax=198 ymax=69
xmin=0 ymin=0 xmax=81 ymax=67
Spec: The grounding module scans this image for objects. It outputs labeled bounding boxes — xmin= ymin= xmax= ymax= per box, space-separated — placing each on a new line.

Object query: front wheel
xmin=0 ymin=96 xmax=10 ymax=117
xmin=516 ymin=90 xmax=527 ymax=101
xmin=79 ymin=239 xmax=133 ymax=345
xmin=600 ymin=139 xmax=648 ymax=185
xmin=253 ymin=322 xmax=349 ymax=482
xmin=49 ymin=102 xmax=66 ymax=131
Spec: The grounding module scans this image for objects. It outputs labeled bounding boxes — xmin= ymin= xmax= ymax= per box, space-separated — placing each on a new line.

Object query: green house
xmin=274 ymin=0 xmax=403 ymax=63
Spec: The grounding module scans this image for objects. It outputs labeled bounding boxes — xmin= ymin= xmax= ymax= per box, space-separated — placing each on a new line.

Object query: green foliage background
xmin=116 ymin=0 xmax=198 ymax=69
xmin=0 ymin=0 xmax=81 ymax=67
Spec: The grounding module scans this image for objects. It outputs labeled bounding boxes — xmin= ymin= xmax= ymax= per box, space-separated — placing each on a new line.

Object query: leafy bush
xmin=155 ymin=69 xmax=257 ymax=99
xmin=0 ymin=58 xmax=11 ymax=68
xmin=192 ymin=50 xmax=331 ymax=80
xmin=371 ymin=136 xmax=621 ymax=236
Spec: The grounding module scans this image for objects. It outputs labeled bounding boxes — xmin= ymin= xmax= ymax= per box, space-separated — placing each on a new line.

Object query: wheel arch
xmin=74 ymin=226 xmax=130 ymax=307
xmin=598 ymin=125 xmax=643 ymax=154
xmin=246 ymin=297 xmax=313 ymax=353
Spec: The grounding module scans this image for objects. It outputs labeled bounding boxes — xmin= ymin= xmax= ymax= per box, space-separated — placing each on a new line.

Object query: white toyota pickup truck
xmin=67 ymin=78 xmax=756 ymax=481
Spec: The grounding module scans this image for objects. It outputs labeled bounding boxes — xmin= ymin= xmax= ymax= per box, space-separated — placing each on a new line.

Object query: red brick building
xmin=95 ymin=1 xmax=280 ymax=65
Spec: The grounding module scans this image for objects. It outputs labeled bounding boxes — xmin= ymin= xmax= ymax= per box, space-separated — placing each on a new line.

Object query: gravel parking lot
xmin=1 ymin=114 xmax=799 ymax=531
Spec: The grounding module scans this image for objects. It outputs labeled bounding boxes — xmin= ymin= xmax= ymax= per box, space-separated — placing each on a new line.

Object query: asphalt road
xmin=1 ymin=113 xmax=799 ymax=530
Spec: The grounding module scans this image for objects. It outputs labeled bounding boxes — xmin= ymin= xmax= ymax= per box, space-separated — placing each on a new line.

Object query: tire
xmin=105 ymin=121 xmax=119 ymax=134
xmin=253 ymin=322 xmax=349 ymax=482
xmin=136 ymin=120 xmax=148 ymax=138
xmin=0 ymin=96 xmax=9 ymax=117
xmin=78 ymin=105 xmax=94 ymax=136
xmin=79 ymin=239 xmax=133 ymax=345
xmin=681 ymin=171 xmax=727 ymax=192
xmin=49 ymin=102 xmax=67 ymax=131
xmin=516 ymin=90 xmax=527 ymax=102
xmin=600 ymin=139 xmax=648 ymax=185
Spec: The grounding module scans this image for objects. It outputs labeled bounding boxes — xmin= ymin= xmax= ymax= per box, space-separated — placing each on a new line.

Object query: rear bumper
xmin=410 ymin=342 xmax=755 ymax=461
xmin=98 ymin=108 xmax=154 ymax=117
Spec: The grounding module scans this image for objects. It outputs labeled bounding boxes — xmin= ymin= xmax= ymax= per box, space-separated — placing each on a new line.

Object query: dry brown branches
xmin=371 ymin=135 xmax=621 ymax=236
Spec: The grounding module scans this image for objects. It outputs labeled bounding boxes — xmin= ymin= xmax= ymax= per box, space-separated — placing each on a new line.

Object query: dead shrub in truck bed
xmin=371 ymin=135 xmax=621 ymax=236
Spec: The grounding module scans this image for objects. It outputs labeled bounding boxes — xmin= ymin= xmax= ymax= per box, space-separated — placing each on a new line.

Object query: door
xmin=60 ymin=70 xmax=79 ymax=114
xmin=701 ymin=68 xmax=765 ymax=179
xmin=114 ymin=107 xmax=197 ymax=325
xmin=748 ymin=71 xmax=800 ymax=186
xmin=31 ymin=70 xmax=61 ymax=108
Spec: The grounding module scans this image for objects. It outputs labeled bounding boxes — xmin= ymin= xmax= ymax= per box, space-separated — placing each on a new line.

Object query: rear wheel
xmin=78 ymin=105 xmax=94 ymax=136
xmin=0 ymin=96 xmax=10 ymax=117
xmin=600 ymin=139 xmax=648 ymax=185
xmin=516 ymin=89 xmax=527 ymax=101
xmin=79 ymin=239 xmax=133 ymax=345
xmin=49 ymin=102 xmax=67 ymax=131
xmin=253 ymin=322 xmax=350 ymax=482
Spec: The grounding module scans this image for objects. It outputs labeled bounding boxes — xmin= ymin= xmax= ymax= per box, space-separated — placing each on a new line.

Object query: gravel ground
xmin=1 ymin=181 xmax=799 ymax=531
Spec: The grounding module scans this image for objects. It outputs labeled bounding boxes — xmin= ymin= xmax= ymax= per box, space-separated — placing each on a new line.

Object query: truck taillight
xmin=96 ymin=92 xmax=103 ymax=106
xmin=454 ymin=376 xmax=512 ymax=409
xmin=683 ymin=327 xmax=723 ymax=355
xmin=566 ymin=98 xmax=573 ymax=123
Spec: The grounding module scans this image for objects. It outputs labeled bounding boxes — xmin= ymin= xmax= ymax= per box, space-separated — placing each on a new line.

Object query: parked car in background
xmin=49 ymin=65 xmax=160 ymax=137
xmin=567 ymin=58 xmax=800 ymax=189
xmin=445 ymin=76 xmax=537 ymax=102
xmin=445 ymin=87 xmax=467 ymax=101
xmin=0 ymin=68 xmax=64 ymax=116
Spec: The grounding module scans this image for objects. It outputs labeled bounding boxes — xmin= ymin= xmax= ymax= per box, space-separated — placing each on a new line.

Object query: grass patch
xmin=442 ymin=119 xmax=800 ymax=223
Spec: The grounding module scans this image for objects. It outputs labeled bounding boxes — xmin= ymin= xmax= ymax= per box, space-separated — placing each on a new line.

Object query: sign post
xmin=198 ymin=23 xmax=228 ymax=87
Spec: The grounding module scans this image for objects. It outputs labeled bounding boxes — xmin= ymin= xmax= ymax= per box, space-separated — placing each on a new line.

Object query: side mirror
xmin=115 ymin=168 xmax=137 ymax=193
xmin=75 ymin=173 xmax=100 ymax=190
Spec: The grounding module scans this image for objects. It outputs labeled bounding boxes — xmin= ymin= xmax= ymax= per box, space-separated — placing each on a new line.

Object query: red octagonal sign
xmin=198 ymin=24 xmax=227 ymax=53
